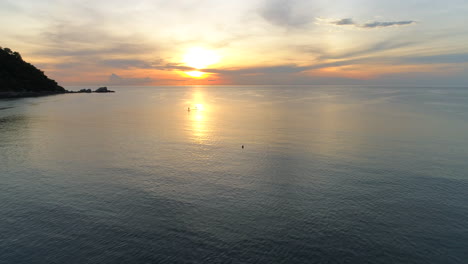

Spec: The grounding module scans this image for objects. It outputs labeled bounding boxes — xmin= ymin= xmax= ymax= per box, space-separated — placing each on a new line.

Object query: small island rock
xmin=79 ymin=89 xmax=92 ymax=93
xmin=94 ymin=87 xmax=115 ymax=93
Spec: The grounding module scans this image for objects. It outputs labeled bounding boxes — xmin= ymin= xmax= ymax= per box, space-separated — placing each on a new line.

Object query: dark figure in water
xmin=242 ymin=145 xmax=244 ymax=149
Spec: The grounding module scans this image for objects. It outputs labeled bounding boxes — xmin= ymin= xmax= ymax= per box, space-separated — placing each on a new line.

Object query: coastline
xmin=0 ymin=91 xmax=68 ymax=99
xmin=0 ymin=87 xmax=114 ymax=99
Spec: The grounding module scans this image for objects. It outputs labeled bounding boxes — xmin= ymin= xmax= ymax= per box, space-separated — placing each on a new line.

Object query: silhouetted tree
xmin=12 ymin=51 xmax=22 ymax=60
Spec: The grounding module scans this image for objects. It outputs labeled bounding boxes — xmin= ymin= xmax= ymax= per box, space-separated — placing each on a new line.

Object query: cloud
xmin=205 ymin=64 xmax=309 ymax=75
xmin=100 ymin=59 xmax=154 ymax=69
xmin=152 ymin=62 xmax=194 ymax=71
xmin=362 ymin=20 xmax=416 ymax=28
xmin=401 ymin=53 xmax=468 ymax=64
xmin=320 ymin=40 xmax=417 ymax=60
xmin=38 ymin=44 xmax=151 ymax=57
xmin=204 ymin=51 xmax=468 ymax=82
xmin=34 ymin=22 xmax=155 ymax=58
xmin=331 ymin=18 xmax=416 ymax=28
xmin=308 ymin=52 xmax=468 ymax=71
xmin=99 ymin=58 xmax=197 ymax=71
xmin=0 ymin=0 xmax=21 ymax=13
xmin=259 ymin=0 xmax=312 ymax=27
xmin=331 ymin=18 xmax=355 ymax=26
xmin=108 ymin=73 xmax=153 ymax=85
xmin=203 ymin=68 xmax=366 ymax=85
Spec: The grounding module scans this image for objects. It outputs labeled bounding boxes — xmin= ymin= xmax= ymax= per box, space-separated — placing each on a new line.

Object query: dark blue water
xmin=1 ymin=86 xmax=468 ymax=263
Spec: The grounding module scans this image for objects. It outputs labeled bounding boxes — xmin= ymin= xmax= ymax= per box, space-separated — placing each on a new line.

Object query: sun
xmin=182 ymin=47 xmax=220 ymax=78
xmin=183 ymin=47 xmax=220 ymax=69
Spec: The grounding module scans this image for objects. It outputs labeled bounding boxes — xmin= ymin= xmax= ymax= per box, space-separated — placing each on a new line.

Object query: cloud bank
xmin=1 ymin=0 xmax=467 ymax=85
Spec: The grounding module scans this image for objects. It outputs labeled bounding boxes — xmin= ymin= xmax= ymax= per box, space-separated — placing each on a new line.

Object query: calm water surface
xmin=1 ymin=86 xmax=468 ymax=263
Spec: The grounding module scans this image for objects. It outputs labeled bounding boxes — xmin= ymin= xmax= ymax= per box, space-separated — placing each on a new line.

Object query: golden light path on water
xmin=188 ymin=89 xmax=209 ymax=144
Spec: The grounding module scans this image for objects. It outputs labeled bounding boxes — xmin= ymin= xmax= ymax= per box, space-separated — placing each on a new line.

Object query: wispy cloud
xmin=100 ymin=59 xmax=196 ymax=71
xmin=331 ymin=18 xmax=355 ymax=26
xmin=100 ymin=59 xmax=155 ymax=69
xmin=401 ymin=53 xmax=468 ymax=64
xmin=205 ymin=65 xmax=308 ymax=75
xmin=320 ymin=40 xmax=417 ymax=60
xmin=331 ymin=18 xmax=416 ymax=28
xmin=34 ymin=21 xmax=156 ymax=58
xmin=363 ymin=20 xmax=416 ymax=28
xmin=203 ymin=51 xmax=468 ymax=82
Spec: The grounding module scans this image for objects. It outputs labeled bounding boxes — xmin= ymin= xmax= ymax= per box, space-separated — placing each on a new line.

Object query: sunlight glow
xmin=185 ymin=71 xmax=205 ymax=78
xmin=193 ymin=104 xmax=204 ymax=110
xmin=183 ymin=47 xmax=220 ymax=69
xmin=182 ymin=47 xmax=219 ymax=78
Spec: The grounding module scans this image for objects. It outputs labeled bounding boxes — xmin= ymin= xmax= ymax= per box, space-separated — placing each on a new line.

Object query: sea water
xmin=1 ymin=85 xmax=467 ymax=263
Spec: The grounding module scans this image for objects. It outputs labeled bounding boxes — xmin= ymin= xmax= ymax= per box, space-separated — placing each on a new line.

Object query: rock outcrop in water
xmin=78 ymin=89 xmax=93 ymax=93
xmin=94 ymin=87 xmax=114 ymax=93
xmin=0 ymin=47 xmax=67 ymax=98
xmin=72 ymin=87 xmax=114 ymax=94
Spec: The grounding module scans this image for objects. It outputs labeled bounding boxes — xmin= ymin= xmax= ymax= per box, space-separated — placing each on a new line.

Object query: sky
xmin=1 ymin=0 xmax=468 ymax=86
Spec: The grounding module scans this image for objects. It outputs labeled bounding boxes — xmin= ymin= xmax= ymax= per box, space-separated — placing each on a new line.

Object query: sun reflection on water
xmin=188 ymin=89 xmax=210 ymax=144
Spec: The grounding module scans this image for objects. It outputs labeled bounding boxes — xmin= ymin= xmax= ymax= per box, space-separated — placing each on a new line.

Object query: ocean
xmin=1 ymin=85 xmax=467 ymax=263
